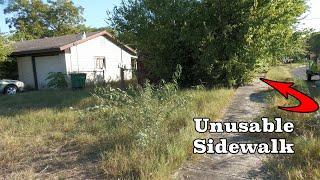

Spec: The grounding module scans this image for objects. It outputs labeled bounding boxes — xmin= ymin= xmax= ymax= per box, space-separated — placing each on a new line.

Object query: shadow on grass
xmin=27 ymin=132 xmax=136 ymax=179
xmin=28 ymin=140 xmax=107 ymax=179
xmin=0 ymin=88 xmax=94 ymax=117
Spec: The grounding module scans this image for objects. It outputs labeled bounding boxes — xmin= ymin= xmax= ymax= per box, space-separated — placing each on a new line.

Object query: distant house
xmin=10 ymin=31 xmax=137 ymax=89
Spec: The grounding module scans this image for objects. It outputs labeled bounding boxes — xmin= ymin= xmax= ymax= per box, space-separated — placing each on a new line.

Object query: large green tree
xmin=110 ymin=0 xmax=307 ymax=86
xmin=4 ymin=0 xmax=85 ymax=40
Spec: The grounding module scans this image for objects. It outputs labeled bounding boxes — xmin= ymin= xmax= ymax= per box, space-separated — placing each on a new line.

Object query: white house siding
xmin=35 ymin=54 xmax=67 ymax=89
xmin=17 ymin=56 xmax=35 ymax=88
xmin=66 ymin=36 xmax=134 ymax=82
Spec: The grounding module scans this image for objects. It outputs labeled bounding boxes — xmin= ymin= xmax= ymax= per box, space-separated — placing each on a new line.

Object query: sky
xmin=0 ymin=0 xmax=319 ymax=34
xmin=298 ymin=0 xmax=320 ymax=31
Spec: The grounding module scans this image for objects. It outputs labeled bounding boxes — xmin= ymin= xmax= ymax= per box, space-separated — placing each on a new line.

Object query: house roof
xmin=11 ymin=31 xmax=136 ymax=56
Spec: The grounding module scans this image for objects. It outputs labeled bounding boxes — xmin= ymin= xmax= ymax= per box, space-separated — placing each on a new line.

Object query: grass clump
xmin=265 ymin=63 xmax=302 ymax=82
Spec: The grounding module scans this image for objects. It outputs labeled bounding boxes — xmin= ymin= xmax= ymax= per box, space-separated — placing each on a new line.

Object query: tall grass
xmin=92 ymin=81 xmax=234 ymax=178
xmin=0 ymin=83 xmax=234 ymax=178
xmin=263 ymin=64 xmax=320 ymax=179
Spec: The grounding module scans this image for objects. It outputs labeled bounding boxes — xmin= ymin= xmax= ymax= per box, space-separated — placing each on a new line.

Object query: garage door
xmin=35 ymin=55 xmax=67 ymax=89
xmin=17 ymin=57 xmax=35 ymax=88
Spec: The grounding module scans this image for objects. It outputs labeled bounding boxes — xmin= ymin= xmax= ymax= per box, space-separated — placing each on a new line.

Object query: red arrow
xmin=260 ymin=78 xmax=319 ymax=113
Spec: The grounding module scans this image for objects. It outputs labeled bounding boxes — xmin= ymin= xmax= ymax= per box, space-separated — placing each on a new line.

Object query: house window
xmin=131 ymin=58 xmax=137 ymax=70
xmin=95 ymin=57 xmax=105 ymax=69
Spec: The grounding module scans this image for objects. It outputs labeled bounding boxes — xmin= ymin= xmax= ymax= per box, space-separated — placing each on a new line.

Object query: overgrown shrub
xmin=46 ymin=72 xmax=68 ymax=89
xmin=0 ymin=58 xmax=18 ymax=79
xmin=110 ymin=0 xmax=307 ymax=87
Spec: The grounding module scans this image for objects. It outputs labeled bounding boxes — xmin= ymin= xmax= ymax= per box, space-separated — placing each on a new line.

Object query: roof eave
xmin=10 ymin=48 xmax=62 ymax=57
xmin=59 ymin=31 xmax=137 ymax=56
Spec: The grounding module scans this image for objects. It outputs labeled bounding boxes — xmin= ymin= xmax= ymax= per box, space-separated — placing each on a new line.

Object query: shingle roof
xmin=11 ymin=31 xmax=136 ymax=56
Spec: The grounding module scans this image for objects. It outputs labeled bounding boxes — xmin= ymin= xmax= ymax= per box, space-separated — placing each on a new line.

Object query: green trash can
xmin=70 ymin=73 xmax=87 ymax=89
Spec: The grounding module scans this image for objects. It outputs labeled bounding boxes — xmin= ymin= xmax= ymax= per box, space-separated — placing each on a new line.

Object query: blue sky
xmin=0 ymin=0 xmax=319 ymax=34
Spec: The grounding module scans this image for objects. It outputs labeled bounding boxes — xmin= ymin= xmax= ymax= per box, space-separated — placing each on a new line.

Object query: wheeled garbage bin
xmin=70 ymin=73 xmax=87 ymax=89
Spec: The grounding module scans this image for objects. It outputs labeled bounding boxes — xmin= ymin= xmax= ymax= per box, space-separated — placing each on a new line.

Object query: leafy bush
xmin=0 ymin=58 xmax=18 ymax=79
xmin=110 ymin=0 xmax=307 ymax=87
xmin=46 ymin=72 xmax=68 ymax=89
xmin=0 ymin=35 xmax=11 ymax=62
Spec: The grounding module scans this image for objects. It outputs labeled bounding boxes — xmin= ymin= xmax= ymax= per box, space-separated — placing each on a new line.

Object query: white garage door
xmin=17 ymin=56 xmax=35 ymax=88
xmin=35 ymin=54 xmax=67 ymax=89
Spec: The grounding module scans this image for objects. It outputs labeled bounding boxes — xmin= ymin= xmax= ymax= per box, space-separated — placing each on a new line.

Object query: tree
xmin=0 ymin=35 xmax=11 ymax=61
xmin=308 ymin=32 xmax=320 ymax=57
xmin=77 ymin=25 xmax=116 ymax=35
xmin=109 ymin=0 xmax=307 ymax=86
xmin=4 ymin=0 xmax=85 ymax=40
xmin=46 ymin=0 xmax=85 ymax=37
xmin=0 ymin=35 xmax=15 ymax=79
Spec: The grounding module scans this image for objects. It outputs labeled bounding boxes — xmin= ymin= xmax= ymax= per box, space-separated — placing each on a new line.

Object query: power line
xmin=303 ymin=18 xmax=320 ymax=20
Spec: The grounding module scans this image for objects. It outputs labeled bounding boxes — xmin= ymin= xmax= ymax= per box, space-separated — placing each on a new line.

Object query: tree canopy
xmin=0 ymin=34 xmax=14 ymax=79
xmin=4 ymin=0 xmax=85 ymax=40
xmin=308 ymin=32 xmax=320 ymax=56
xmin=0 ymin=35 xmax=11 ymax=61
xmin=109 ymin=0 xmax=308 ymax=86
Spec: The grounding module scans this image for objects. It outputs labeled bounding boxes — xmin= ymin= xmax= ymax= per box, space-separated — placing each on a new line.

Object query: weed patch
xmin=0 ymin=83 xmax=234 ymax=178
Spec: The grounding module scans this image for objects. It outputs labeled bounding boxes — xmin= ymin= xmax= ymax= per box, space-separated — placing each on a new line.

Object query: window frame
xmin=94 ymin=56 xmax=106 ymax=70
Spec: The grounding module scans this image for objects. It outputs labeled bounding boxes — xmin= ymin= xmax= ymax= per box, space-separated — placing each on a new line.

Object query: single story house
xmin=11 ymin=31 xmax=137 ymax=89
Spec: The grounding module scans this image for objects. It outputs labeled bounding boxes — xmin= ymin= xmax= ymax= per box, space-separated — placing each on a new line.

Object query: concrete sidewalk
xmin=174 ymin=79 xmax=271 ymax=180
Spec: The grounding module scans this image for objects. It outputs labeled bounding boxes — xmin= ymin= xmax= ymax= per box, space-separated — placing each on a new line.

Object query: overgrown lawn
xmin=0 ymin=85 xmax=234 ymax=179
xmin=263 ymin=64 xmax=320 ymax=179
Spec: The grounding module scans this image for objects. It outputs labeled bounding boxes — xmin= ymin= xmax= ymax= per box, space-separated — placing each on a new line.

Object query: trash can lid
xmin=70 ymin=73 xmax=87 ymax=75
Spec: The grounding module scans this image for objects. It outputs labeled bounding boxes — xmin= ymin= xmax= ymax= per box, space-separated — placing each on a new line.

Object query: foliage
xmin=46 ymin=72 xmax=68 ymax=89
xmin=109 ymin=0 xmax=307 ymax=87
xmin=308 ymin=32 xmax=320 ymax=56
xmin=0 ymin=35 xmax=13 ymax=78
xmin=77 ymin=25 xmax=116 ymax=35
xmin=0 ymin=35 xmax=11 ymax=62
xmin=0 ymin=58 xmax=18 ymax=79
xmin=4 ymin=0 xmax=85 ymax=40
